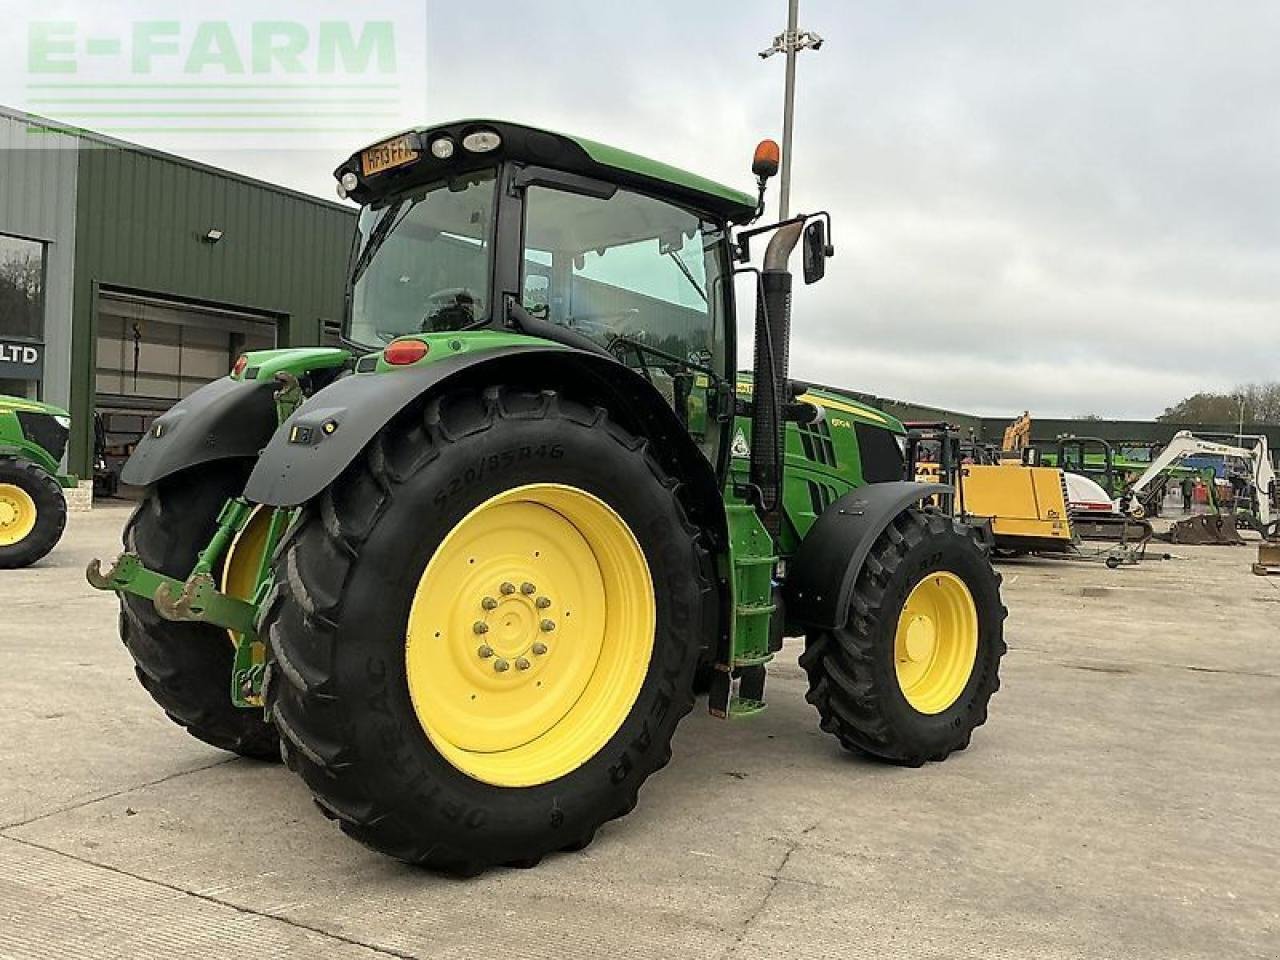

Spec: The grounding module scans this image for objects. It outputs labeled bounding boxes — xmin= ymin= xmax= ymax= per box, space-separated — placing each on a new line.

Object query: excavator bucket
xmin=1163 ymin=514 xmax=1244 ymax=545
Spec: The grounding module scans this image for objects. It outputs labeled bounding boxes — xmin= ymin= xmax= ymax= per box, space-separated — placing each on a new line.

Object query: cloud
xmin=13 ymin=0 xmax=1276 ymax=419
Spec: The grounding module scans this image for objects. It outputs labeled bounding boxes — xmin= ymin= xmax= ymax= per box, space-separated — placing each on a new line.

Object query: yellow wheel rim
xmin=406 ymin=483 xmax=655 ymax=788
xmin=221 ymin=506 xmax=272 ymax=644
xmin=0 ymin=482 xmax=37 ymax=547
xmin=894 ymin=571 xmax=979 ymax=715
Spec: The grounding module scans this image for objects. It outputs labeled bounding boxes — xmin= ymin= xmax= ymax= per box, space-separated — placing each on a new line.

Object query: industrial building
xmin=0 ymin=106 xmax=354 ymax=484
xmin=853 ymin=391 xmax=1280 ymax=462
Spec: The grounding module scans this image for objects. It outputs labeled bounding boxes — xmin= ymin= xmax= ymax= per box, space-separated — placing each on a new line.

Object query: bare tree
xmin=0 ymin=252 xmax=43 ymax=339
xmin=1158 ymin=383 xmax=1280 ymax=423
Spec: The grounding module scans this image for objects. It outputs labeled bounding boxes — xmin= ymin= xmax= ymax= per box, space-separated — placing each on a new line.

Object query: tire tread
xmin=801 ymin=510 xmax=1007 ymax=766
xmin=263 ymin=385 xmax=709 ymax=873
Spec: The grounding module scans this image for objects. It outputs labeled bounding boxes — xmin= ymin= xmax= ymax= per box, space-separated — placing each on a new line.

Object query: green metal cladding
xmin=67 ymin=143 xmax=356 ymax=475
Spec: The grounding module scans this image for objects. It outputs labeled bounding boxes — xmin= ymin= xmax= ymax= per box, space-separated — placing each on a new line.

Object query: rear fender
xmin=244 ymin=346 xmax=541 ymax=506
xmin=243 ymin=345 xmax=727 ymax=543
xmin=120 ymin=377 xmax=278 ymax=487
xmin=784 ymin=481 xmax=950 ymax=630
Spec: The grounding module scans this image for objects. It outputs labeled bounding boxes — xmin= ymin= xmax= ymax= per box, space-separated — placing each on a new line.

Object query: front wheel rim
xmin=0 ymin=482 xmax=37 ymax=546
xmin=894 ymin=571 xmax=979 ymax=714
xmin=406 ymin=483 xmax=655 ymax=788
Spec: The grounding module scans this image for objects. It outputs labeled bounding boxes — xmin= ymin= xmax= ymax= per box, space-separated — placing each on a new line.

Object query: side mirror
xmin=803 ymin=219 xmax=827 ymax=284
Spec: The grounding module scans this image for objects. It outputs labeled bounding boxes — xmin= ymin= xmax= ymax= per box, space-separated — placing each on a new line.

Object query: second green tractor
xmin=1 ymin=395 xmax=73 ymax=569
xmin=89 ymin=121 xmax=1006 ymax=873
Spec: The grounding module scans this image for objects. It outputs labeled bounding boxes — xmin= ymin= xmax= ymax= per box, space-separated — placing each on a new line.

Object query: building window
xmin=0 ymin=234 xmax=45 ymax=340
xmin=0 ymin=377 xmax=32 ymax=398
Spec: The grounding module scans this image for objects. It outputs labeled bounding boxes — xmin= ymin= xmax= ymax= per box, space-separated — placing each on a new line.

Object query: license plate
xmin=361 ymin=134 xmax=418 ymax=176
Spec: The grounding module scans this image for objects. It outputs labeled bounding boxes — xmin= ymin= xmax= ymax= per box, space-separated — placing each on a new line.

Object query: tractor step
xmin=733 ymin=599 xmax=777 ymax=664
xmin=709 ymin=663 xmax=770 ymax=719
xmin=710 ymin=504 xmax=780 ymax=718
xmin=727 ymin=664 xmax=767 ymax=718
xmin=728 ymin=696 xmax=767 ymax=718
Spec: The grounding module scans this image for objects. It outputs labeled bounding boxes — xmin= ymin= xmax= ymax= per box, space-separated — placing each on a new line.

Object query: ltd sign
xmin=0 ymin=339 xmax=44 ymax=380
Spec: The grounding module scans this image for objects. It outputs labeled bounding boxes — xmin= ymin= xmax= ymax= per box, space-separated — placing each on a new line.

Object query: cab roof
xmin=337 ymin=119 xmax=758 ymax=223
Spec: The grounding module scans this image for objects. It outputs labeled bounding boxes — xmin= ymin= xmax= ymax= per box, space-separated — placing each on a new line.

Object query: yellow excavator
xmin=907 ymin=418 xmax=1074 ymax=554
xmin=1000 ymin=411 xmax=1033 ymax=463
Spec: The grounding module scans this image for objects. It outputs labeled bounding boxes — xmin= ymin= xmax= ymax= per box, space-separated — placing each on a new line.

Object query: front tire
xmin=0 ymin=457 xmax=67 ymax=569
xmin=263 ymin=386 xmax=710 ymax=873
xmin=799 ymin=509 xmax=1006 ymax=765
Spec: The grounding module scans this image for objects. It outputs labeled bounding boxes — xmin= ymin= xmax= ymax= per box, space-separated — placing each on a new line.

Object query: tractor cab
xmin=335 ymin=121 xmax=757 ymax=462
xmin=1055 ymin=435 xmax=1121 ymax=498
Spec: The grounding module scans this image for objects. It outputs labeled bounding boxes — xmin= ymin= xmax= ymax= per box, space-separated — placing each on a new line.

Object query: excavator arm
xmin=1125 ymin=430 xmax=1275 ymax=526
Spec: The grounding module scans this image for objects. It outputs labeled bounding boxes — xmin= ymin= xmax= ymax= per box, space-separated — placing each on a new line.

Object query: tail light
xmin=384 ymin=339 xmax=430 ymax=365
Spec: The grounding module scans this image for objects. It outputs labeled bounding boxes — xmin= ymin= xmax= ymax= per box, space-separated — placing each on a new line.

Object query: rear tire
xmin=120 ymin=463 xmax=279 ymax=759
xmin=800 ymin=509 xmax=1006 ymax=765
xmin=262 ymin=386 xmax=711 ymax=873
xmin=0 ymin=457 xmax=67 ymax=569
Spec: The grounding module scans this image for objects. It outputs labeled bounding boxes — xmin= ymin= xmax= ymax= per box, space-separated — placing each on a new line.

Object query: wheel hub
xmin=431 ymin=539 xmax=585 ymax=723
xmin=0 ymin=482 xmax=37 ymax=546
xmin=894 ymin=571 xmax=979 ymax=715
xmin=902 ymin=615 xmax=937 ymax=663
xmin=473 ymin=583 xmax=555 ymax=672
xmin=405 ymin=483 xmax=655 ymax=788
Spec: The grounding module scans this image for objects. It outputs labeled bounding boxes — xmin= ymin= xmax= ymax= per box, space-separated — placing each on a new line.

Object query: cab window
xmin=521 ymin=185 xmax=730 ymax=459
xmin=347 ymin=171 xmax=497 ymax=346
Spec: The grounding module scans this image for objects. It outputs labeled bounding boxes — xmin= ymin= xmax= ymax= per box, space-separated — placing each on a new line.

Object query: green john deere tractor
xmin=88 ymin=121 xmax=1006 ymax=873
xmin=1 ymin=395 xmax=72 ymax=568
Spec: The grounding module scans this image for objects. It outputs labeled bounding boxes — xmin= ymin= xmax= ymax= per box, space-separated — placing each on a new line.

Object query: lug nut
xmin=535 ymin=596 xmax=551 ymax=609
xmin=473 ymin=621 xmax=489 ymax=635
xmin=500 ymin=582 xmax=516 ymax=595
xmin=521 ymin=582 xmax=537 ymax=595
xmin=477 ymin=644 xmax=494 ymax=659
xmin=540 ymin=620 xmax=556 ymax=633
xmin=515 ymin=657 xmax=531 ymax=671
xmin=531 ymin=642 xmax=548 ymax=656
xmin=481 ymin=596 xmax=498 ymax=610
xmin=494 ymin=658 xmax=510 ymax=673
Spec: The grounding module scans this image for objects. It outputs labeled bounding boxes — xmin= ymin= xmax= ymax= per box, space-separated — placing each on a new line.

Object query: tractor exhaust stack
xmin=749 ymin=221 xmax=804 ymax=538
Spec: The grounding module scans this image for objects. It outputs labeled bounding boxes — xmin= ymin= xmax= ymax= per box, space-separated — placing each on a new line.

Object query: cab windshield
xmin=346 ymin=169 xmax=497 ymax=347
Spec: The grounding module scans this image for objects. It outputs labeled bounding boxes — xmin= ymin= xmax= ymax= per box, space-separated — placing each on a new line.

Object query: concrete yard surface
xmin=1 ymin=503 xmax=1277 ymax=959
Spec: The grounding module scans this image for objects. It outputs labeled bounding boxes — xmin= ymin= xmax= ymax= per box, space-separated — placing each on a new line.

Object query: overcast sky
xmin=8 ymin=1 xmax=1280 ymax=418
